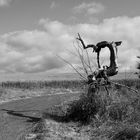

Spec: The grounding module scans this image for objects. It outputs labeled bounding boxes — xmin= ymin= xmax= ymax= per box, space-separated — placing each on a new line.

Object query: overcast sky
xmin=0 ymin=0 xmax=139 ymax=80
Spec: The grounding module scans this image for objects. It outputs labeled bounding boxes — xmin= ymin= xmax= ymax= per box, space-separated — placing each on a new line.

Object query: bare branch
xmin=56 ymin=55 xmax=87 ymax=81
xmin=74 ymin=41 xmax=89 ymax=76
xmin=77 ymin=40 xmax=93 ymax=73
xmin=66 ymin=48 xmax=90 ymax=74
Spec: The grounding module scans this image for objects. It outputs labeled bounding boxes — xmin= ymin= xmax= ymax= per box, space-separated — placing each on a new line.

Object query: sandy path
xmin=0 ymin=93 xmax=80 ymax=140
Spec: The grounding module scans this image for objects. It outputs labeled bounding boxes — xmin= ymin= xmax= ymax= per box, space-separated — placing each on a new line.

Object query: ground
xmin=0 ymin=79 xmax=139 ymax=140
xmin=0 ymin=90 xmax=81 ymax=140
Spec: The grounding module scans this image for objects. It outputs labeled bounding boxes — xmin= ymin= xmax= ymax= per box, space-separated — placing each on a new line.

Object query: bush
xmin=66 ymin=85 xmax=105 ymax=124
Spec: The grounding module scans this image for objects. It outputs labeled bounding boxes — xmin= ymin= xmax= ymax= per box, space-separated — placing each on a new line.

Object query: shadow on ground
xmin=1 ymin=109 xmax=41 ymax=122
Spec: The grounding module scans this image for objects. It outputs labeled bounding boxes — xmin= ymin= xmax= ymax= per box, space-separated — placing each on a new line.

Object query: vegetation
xmin=0 ymin=35 xmax=139 ymax=140
xmin=41 ymin=79 xmax=140 ymax=139
xmin=0 ymin=79 xmax=139 ymax=139
xmin=137 ymin=56 xmax=140 ymax=78
xmin=0 ymin=80 xmax=84 ymax=90
xmin=0 ymin=79 xmax=139 ymax=90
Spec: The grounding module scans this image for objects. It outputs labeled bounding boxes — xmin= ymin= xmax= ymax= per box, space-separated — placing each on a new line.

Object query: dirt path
xmin=0 ymin=93 xmax=80 ymax=140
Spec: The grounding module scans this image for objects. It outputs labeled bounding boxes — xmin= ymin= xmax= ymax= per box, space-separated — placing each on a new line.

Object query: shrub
xmin=66 ymin=85 xmax=105 ymax=124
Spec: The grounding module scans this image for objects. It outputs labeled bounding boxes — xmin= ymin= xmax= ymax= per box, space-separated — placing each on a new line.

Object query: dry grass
xmin=40 ymin=79 xmax=140 ymax=140
xmin=0 ymin=79 xmax=139 ymax=90
xmin=0 ymin=79 xmax=139 ymax=139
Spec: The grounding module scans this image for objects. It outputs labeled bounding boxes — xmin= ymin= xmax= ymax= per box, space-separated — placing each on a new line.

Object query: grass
xmin=0 ymin=79 xmax=139 ymax=90
xmin=40 ymin=79 xmax=140 ymax=139
xmin=0 ymin=79 xmax=139 ymax=139
xmin=0 ymin=80 xmax=84 ymax=90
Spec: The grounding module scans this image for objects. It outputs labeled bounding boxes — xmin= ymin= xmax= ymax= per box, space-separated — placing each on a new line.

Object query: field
xmin=0 ymin=79 xmax=139 ymax=140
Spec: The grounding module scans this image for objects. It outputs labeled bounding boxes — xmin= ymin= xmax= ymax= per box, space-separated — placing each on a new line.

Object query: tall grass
xmin=113 ymin=79 xmax=140 ymax=89
xmin=0 ymin=79 xmax=139 ymax=90
xmin=0 ymin=80 xmax=84 ymax=90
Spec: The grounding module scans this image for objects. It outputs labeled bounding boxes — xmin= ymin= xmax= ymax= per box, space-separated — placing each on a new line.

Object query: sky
xmin=0 ymin=0 xmax=139 ymax=80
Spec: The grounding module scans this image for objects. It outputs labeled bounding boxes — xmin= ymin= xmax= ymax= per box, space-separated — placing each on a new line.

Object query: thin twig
xmin=77 ymin=40 xmax=93 ymax=73
xmin=56 ymin=55 xmax=86 ymax=80
xmin=66 ymin=49 xmax=86 ymax=74
xmin=66 ymin=48 xmax=91 ymax=71
xmin=77 ymin=47 xmax=89 ymax=75
xmin=77 ymin=41 xmax=92 ymax=74
xmin=73 ymin=41 xmax=89 ymax=76
xmin=76 ymin=33 xmax=93 ymax=72
xmin=85 ymin=49 xmax=93 ymax=72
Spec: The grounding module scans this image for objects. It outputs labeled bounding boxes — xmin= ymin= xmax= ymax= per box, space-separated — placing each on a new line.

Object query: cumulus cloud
xmin=0 ymin=0 xmax=13 ymax=6
xmin=0 ymin=16 xmax=140 ymax=74
xmin=74 ymin=2 xmax=105 ymax=15
xmin=1 ymin=30 xmax=66 ymax=73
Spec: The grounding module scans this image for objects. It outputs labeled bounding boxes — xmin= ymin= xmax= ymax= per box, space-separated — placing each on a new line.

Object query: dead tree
xmin=77 ymin=33 xmax=122 ymax=80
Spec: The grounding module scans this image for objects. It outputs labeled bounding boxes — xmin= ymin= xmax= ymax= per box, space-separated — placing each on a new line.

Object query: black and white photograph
xmin=0 ymin=0 xmax=139 ymax=139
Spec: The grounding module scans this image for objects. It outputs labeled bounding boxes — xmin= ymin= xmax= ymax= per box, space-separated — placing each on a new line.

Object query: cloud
xmin=50 ymin=1 xmax=57 ymax=9
xmin=0 ymin=0 xmax=13 ymax=6
xmin=1 ymin=30 xmax=66 ymax=73
xmin=0 ymin=16 xmax=140 ymax=74
xmin=74 ymin=2 xmax=105 ymax=15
